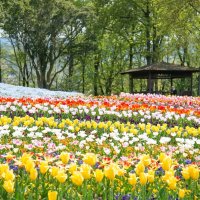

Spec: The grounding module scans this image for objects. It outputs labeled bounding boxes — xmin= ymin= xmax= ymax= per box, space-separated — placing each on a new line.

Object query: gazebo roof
xmin=121 ymin=62 xmax=200 ymax=75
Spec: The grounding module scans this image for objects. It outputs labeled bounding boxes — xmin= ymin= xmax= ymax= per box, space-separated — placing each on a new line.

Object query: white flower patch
xmin=160 ymin=137 xmax=171 ymax=144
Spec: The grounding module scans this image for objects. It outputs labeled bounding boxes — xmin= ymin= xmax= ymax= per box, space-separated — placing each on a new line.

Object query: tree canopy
xmin=0 ymin=0 xmax=200 ymax=95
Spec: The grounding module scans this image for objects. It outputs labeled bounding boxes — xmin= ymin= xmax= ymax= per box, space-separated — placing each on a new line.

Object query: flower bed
xmin=0 ymin=93 xmax=199 ymax=199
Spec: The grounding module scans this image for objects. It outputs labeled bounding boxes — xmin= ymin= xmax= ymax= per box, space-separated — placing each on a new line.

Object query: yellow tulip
xmin=80 ymin=164 xmax=91 ymax=180
xmin=135 ymin=162 xmax=145 ymax=175
xmin=139 ymin=172 xmax=147 ymax=185
xmin=21 ymin=153 xmax=32 ymax=165
xmin=56 ymin=171 xmax=67 ymax=183
xmin=188 ymin=165 xmax=199 ymax=180
xmin=40 ymin=161 xmax=49 ymax=174
xmin=83 ymin=153 xmax=97 ymax=166
xmin=51 ymin=166 xmax=59 ymax=177
xmin=128 ymin=173 xmax=137 ymax=186
xmin=4 ymin=170 xmax=15 ymax=181
xmin=179 ymin=189 xmax=185 ymax=199
xmin=0 ymin=164 xmax=9 ymax=177
xmin=159 ymin=153 xmax=166 ymax=162
xmin=60 ymin=152 xmax=70 ymax=165
xmin=3 ymin=180 xmax=14 ymax=193
xmin=161 ymin=156 xmax=172 ymax=171
xmin=191 ymin=168 xmax=199 ymax=180
xmin=167 ymin=177 xmax=177 ymax=190
xmin=94 ymin=169 xmax=104 ymax=182
xmin=162 ymin=169 xmax=175 ymax=182
xmin=69 ymin=163 xmax=77 ymax=174
xmin=29 ymin=168 xmax=38 ymax=181
xmin=71 ymin=171 xmax=84 ymax=186
xmin=117 ymin=168 xmax=125 ymax=177
xmin=104 ymin=165 xmax=115 ymax=180
xmin=141 ymin=154 xmax=151 ymax=167
xmin=147 ymin=170 xmax=155 ymax=183
xmin=25 ymin=159 xmax=35 ymax=172
xmin=181 ymin=167 xmax=190 ymax=180
xmin=48 ymin=191 xmax=58 ymax=200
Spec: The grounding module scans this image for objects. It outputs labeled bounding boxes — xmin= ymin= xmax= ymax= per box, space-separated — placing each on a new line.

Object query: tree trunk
xmin=105 ymin=76 xmax=113 ymax=95
xmin=94 ymin=54 xmax=100 ymax=96
xmin=129 ymin=43 xmax=134 ymax=93
xmin=0 ymin=40 xmax=2 ymax=83
xmin=145 ymin=1 xmax=151 ymax=65
xmin=198 ymin=75 xmax=200 ymax=96
xmin=82 ymin=60 xmax=85 ymax=94
xmin=68 ymin=54 xmax=74 ymax=90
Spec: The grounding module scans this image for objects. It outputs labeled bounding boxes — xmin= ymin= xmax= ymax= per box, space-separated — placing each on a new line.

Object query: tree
xmin=1 ymin=0 xmax=90 ymax=89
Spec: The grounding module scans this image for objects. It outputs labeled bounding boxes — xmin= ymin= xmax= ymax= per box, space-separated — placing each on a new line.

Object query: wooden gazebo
xmin=121 ymin=62 xmax=200 ymax=95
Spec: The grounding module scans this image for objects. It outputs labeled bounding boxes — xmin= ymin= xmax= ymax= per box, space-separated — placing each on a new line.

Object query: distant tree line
xmin=0 ymin=0 xmax=200 ymax=95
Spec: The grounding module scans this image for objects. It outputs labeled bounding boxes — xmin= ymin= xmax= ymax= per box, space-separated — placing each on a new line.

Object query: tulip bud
xmin=51 ymin=166 xmax=59 ymax=177
xmin=3 ymin=180 xmax=14 ymax=193
xmin=55 ymin=171 xmax=67 ymax=183
xmin=80 ymin=164 xmax=91 ymax=180
xmin=60 ymin=152 xmax=70 ymax=165
xmin=71 ymin=171 xmax=84 ymax=186
xmin=30 ymin=168 xmax=38 ymax=181
xmin=40 ymin=161 xmax=49 ymax=174
xmin=104 ymin=165 xmax=115 ymax=180
xmin=128 ymin=173 xmax=137 ymax=185
xmin=179 ymin=189 xmax=185 ymax=199
xmin=83 ymin=153 xmax=97 ymax=166
xmin=139 ymin=172 xmax=147 ymax=185
xmin=161 ymin=156 xmax=172 ymax=171
xmin=94 ymin=169 xmax=104 ymax=182
xmin=48 ymin=191 xmax=58 ymax=200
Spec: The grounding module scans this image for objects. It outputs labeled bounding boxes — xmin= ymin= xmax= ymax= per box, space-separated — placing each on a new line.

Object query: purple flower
xmin=184 ymin=159 xmax=192 ymax=164
xmin=122 ymin=194 xmax=131 ymax=200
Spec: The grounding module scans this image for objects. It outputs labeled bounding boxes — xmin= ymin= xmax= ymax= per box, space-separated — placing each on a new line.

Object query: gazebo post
xmin=190 ymin=74 xmax=193 ymax=96
xmin=170 ymin=76 xmax=173 ymax=94
xmin=129 ymin=74 xmax=133 ymax=93
xmin=148 ymin=72 xmax=152 ymax=93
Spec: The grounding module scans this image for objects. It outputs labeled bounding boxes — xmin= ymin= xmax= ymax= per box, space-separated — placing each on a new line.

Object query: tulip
xmin=83 ymin=153 xmax=97 ymax=166
xmin=69 ymin=163 xmax=77 ymax=174
xmin=181 ymin=168 xmax=190 ymax=180
xmin=51 ymin=166 xmax=59 ymax=177
xmin=139 ymin=172 xmax=147 ymax=185
xmin=21 ymin=153 xmax=32 ymax=165
xmin=179 ymin=189 xmax=185 ymax=199
xmin=188 ymin=165 xmax=199 ymax=180
xmin=71 ymin=171 xmax=84 ymax=186
xmin=60 ymin=152 xmax=70 ymax=165
xmin=161 ymin=156 xmax=172 ymax=171
xmin=167 ymin=177 xmax=177 ymax=190
xmin=0 ymin=164 xmax=9 ymax=177
xmin=191 ymin=168 xmax=199 ymax=180
xmin=56 ymin=171 xmax=67 ymax=183
xmin=128 ymin=173 xmax=137 ymax=186
xmin=3 ymin=180 xmax=14 ymax=193
xmin=29 ymin=168 xmax=38 ymax=181
xmin=147 ymin=170 xmax=155 ymax=183
xmin=94 ymin=169 xmax=104 ymax=182
xmin=135 ymin=162 xmax=145 ymax=175
xmin=48 ymin=191 xmax=58 ymax=200
xmin=4 ymin=170 xmax=15 ymax=181
xmin=25 ymin=159 xmax=35 ymax=172
xmin=80 ymin=164 xmax=91 ymax=180
xmin=104 ymin=165 xmax=115 ymax=180
xmin=141 ymin=154 xmax=151 ymax=167
xmin=40 ymin=161 xmax=49 ymax=174
xmin=162 ymin=169 xmax=175 ymax=182
xmin=159 ymin=153 xmax=166 ymax=162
